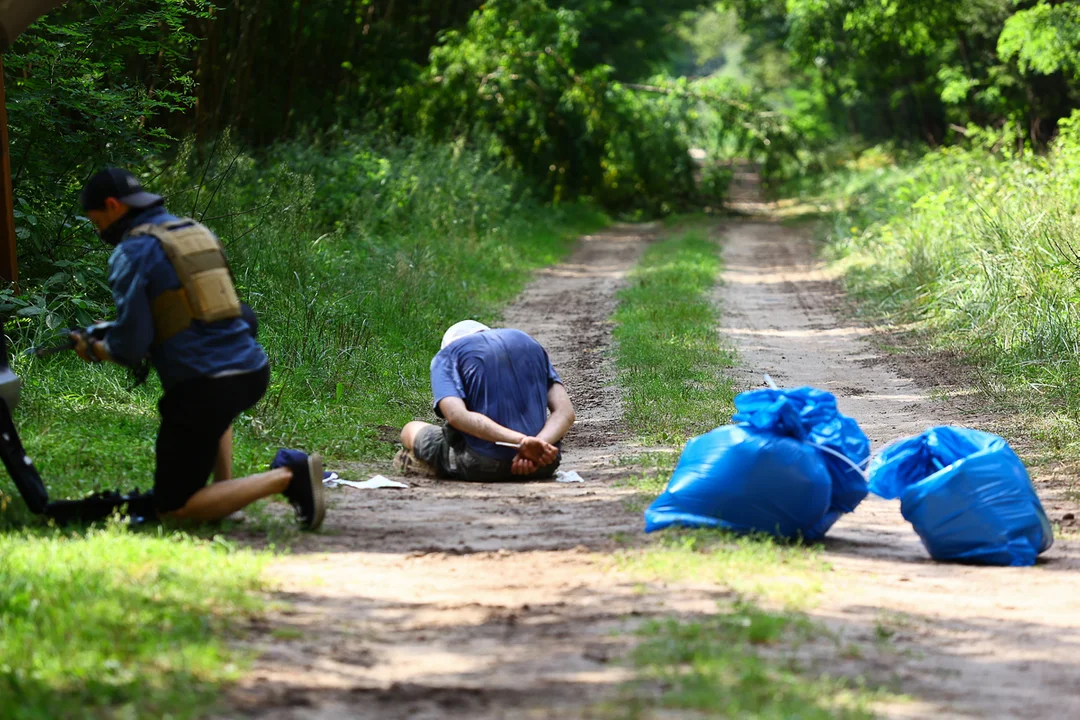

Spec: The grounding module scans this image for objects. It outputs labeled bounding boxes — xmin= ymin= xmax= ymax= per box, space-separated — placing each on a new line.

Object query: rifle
xmin=27 ymin=321 xmax=113 ymax=359
xmin=0 ymin=325 xmax=156 ymax=524
xmin=27 ymin=321 xmax=152 ymax=388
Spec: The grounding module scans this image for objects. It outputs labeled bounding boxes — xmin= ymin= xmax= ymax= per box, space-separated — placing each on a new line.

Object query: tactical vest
xmin=129 ymin=219 xmax=242 ymax=344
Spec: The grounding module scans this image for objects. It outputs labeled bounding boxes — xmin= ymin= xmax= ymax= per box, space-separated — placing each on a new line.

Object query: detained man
xmin=396 ymin=320 xmax=575 ymax=481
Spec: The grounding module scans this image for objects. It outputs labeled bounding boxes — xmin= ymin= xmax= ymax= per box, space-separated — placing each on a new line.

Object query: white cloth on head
xmin=441 ymin=320 xmax=491 ymax=349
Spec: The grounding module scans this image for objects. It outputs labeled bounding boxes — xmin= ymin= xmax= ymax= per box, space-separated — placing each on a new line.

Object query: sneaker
xmin=272 ymin=449 xmax=326 ymax=531
xmin=392 ymin=448 xmax=438 ymax=478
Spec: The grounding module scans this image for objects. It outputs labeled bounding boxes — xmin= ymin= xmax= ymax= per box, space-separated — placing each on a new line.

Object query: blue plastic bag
xmin=868 ymin=426 xmax=1053 ymax=566
xmin=645 ymin=387 xmax=870 ymax=540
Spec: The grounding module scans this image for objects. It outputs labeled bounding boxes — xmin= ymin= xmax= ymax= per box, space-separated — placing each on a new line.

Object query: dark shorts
xmin=412 ymin=424 xmax=560 ymax=482
xmin=154 ymin=365 xmax=270 ymax=513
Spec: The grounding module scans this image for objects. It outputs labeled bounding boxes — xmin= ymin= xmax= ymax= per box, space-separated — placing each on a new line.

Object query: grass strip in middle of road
xmin=612 ymin=227 xmax=736 ymax=446
xmin=607 ymin=225 xmax=891 ymax=718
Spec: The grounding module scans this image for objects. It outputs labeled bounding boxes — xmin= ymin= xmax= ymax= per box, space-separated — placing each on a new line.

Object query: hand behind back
xmin=513 ymin=436 xmax=558 ymax=475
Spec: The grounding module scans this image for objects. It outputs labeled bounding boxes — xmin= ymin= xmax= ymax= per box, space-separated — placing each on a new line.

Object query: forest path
xmin=223 ymin=179 xmax=1080 ymax=719
xmin=221 ymin=223 xmax=726 ymax=719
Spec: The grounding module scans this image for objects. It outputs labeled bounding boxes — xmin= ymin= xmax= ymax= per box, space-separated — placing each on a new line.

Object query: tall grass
xmin=2 ymin=134 xmax=606 ymax=506
xmin=821 ymin=115 xmax=1080 ymax=441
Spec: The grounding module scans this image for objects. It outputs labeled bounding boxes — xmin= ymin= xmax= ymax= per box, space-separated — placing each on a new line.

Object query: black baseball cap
xmin=79 ymin=168 xmax=163 ymax=212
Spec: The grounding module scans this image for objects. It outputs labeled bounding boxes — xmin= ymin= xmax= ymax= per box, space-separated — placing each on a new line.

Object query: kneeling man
xmin=397 ymin=320 xmax=575 ymax=481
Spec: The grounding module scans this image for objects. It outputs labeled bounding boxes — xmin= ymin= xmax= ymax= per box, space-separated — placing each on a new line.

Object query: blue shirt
xmin=430 ymin=329 xmax=563 ymax=460
xmin=103 ymin=206 xmax=268 ymax=391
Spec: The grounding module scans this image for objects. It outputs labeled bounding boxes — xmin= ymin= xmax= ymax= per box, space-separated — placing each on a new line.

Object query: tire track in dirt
xmin=222 ymin=224 xmax=725 ymax=720
xmin=718 ymin=218 xmax=1080 ymax=718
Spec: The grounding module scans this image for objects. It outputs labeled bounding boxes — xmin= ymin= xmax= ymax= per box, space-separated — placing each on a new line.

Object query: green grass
xmin=612 ymin=228 xmax=736 ymax=445
xmin=609 ymin=603 xmax=881 ymax=720
xmin=0 ymin=525 xmax=265 ymax=719
xmin=616 ymin=529 xmax=828 ymax=610
xmin=1 ymin=135 xmax=607 ymax=508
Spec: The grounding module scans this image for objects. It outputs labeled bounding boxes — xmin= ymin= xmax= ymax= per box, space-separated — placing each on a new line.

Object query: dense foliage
xmin=722 ymin=0 xmax=1080 ymax=150
xmin=822 ymin=115 xmax=1080 ymax=430
xmin=4 ymin=0 xmax=210 ymax=281
xmin=403 ymin=0 xmax=702 ymax=210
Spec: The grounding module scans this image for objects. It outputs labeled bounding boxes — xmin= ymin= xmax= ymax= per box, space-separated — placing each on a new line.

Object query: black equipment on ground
xmin=0 ymin=328 xmax=156 ymax=525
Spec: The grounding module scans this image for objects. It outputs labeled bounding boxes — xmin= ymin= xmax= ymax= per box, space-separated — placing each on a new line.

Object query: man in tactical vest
xmin=73 ymin=168 xmax=325 ymax=529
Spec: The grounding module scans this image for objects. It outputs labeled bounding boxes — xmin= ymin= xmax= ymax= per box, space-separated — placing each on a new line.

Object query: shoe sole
xmin=392 ymin=447 xmax=439 ymax=478
xmin=392 ymin=448 xmax=409 ymax=474
xmin=306 ymin=454 xmax=326 ymax=531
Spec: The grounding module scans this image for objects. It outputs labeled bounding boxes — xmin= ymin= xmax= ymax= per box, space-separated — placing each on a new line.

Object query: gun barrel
xmin=27 ymin=342 xmax=74 ymax=358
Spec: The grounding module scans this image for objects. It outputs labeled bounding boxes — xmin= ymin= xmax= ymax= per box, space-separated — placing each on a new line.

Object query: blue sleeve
xmin=103 ymin=245 xmax=155 ymax=367
xmin=430 ymin=349 xmax=465 ymax=418
xmin=545 ymin=349 xmax=562 ymax=387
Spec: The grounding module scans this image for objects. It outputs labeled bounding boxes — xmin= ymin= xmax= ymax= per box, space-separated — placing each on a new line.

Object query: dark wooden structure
xmin=0 ymin=0 xmax=70 ymax=284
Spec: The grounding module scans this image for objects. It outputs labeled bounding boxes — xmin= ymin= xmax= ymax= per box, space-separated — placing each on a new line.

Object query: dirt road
xmin=719 ymin=219 xmax=1080 ymax=718
xmin=225 ymin=211 xmax=1080 ymax=718
xmin=225 ymin=224 xmax=727 ymax=720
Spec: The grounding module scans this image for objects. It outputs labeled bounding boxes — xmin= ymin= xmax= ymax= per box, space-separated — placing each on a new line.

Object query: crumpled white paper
xmin=324 ymin=473 xmax=409 ymax=490
xmin=555 ymin=470 xmax=585 ymax=483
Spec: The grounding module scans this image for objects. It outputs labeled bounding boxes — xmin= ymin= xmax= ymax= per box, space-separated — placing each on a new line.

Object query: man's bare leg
xmin=165 ymin=468 xmax=292 ymax=523
xmin=396 ymin=421 xmax=440 ymax=477
xmin=212 ymin=426 xmax=234 ymax=483
xmin=400 ymin=421 xmax=436 ymax=451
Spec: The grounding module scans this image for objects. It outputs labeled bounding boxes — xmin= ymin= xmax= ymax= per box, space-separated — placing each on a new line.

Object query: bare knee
xmin=401 ymin=421 xmax=432 ymax=450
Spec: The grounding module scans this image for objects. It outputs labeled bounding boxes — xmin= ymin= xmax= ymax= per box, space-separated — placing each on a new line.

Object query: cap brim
xmin=118 ymin=191 xmax=163 ymax=209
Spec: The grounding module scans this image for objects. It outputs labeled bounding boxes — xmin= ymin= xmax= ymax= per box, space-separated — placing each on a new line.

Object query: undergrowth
xmin=816 ymin=115 xmax=1080 ymax=458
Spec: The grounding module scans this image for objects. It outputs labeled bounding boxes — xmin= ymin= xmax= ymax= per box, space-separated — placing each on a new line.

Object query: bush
xmin=823 ymin=115 xmax=1080 ymax=415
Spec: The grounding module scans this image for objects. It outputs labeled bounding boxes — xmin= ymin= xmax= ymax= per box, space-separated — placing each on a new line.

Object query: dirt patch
xmin=225 ymin=211 xmax=1080 ymax=719
xmin=718 ymin=219 xmax=1080 ymax=718
xmin=220 ymin=224 xmax=718 ymax=719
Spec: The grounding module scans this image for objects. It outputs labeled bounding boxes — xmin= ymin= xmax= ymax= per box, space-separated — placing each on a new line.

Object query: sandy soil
xmin=717 ymin=212 xmax=1080 ymax=718
xmin=223 ymin=193 xmax=1080 ymax=718
xmin=223 ymin=224 xmax=731 ymax=720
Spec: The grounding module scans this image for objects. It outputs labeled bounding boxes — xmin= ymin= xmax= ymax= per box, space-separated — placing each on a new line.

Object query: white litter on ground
xmin=555 ymin=470 xmax=584 ymax=483
xmin=324 ymin=474 xmax=410 ymax=490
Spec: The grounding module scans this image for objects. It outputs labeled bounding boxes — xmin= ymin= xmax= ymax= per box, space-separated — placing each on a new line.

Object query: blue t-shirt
xmin=430 ymin=328 xmax=563 ymax=461
xmin=104 ymin=206 xmax=268 ymax=391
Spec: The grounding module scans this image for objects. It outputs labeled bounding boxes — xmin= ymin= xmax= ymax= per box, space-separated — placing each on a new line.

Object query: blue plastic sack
xmin=645 ymin=387 xmax=870 ymax=540
xmin=868 ymin=426 xmax=1053 ymax=566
